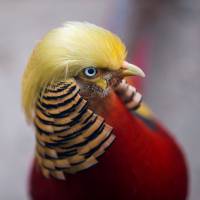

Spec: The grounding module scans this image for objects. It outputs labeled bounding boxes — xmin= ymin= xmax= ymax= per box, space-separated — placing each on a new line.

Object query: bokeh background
xmin=0 ymin=0 xmax=199 ymax=199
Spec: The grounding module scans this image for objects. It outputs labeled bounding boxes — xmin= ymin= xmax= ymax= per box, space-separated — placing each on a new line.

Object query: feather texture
xmin=35 ymin=79 xmax=115 ymax=179
xmin=22 ymin=22 xmax=127 ymax=121
xmin=115 ymin=79 xmax=142 ymax=110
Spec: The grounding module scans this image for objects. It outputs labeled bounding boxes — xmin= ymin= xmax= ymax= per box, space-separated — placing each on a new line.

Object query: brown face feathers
xmin=76 ymin=68 xmax=123 ymax=99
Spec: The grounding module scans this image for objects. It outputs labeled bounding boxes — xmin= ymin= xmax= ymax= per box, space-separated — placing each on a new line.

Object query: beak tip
xmin=140 ymin=71 xmax=146 ymax=78
xmin=122 ymin=61 xmax=146 ymax=78
xmin=135 ymin=66 xmax=145 ymax=78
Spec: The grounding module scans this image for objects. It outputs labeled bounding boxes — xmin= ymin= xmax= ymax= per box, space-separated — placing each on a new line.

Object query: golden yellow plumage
xmin=22 ymin=21 xmax=127 ymax=122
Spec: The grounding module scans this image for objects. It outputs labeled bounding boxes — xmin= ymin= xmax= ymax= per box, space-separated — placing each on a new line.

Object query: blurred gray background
xmin=0 ymin=0 xmax=199 ymax=199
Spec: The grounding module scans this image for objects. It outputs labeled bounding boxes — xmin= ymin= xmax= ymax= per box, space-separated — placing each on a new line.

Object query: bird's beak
xmin=121 ymin=61 xmax=145 ymax=78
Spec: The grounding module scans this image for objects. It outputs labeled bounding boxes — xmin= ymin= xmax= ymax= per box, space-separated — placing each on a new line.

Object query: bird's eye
xmin=83 ymin=67 xmax=97 ymax=78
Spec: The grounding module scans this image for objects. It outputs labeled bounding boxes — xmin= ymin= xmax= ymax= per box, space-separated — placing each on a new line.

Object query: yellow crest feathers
xmin=22 ymin=21 xmax=127 ymax=121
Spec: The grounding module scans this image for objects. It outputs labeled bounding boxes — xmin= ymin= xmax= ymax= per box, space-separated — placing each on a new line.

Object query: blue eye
xmin=84 ymin=67 xmax=97 ymax=77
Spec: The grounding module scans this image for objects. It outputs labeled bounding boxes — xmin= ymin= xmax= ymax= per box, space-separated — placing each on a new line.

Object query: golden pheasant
xmin=22 ymin=22 xmax=188 ymax=200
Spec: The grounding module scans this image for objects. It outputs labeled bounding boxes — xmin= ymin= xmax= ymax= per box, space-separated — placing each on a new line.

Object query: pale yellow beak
xmin=95 ymin=61 xmax=145 ymax=91
xmin=121 ymin=61 xmax=145 ymax=78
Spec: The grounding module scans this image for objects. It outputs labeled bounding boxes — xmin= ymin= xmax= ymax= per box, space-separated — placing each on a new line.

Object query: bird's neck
xmin=88 ymin=79 xmax=143 ymax=121
xmin=34 ymin=79 xmax=115 ymax=180
xmin=87 ymin=93 xmax=115 ymax=117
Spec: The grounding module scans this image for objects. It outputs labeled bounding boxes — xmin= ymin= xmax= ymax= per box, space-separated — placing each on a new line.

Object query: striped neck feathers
xmin=34 ymin=79 xmax=115 ymax=180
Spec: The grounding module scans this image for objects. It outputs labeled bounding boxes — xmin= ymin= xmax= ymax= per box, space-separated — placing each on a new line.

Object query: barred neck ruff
xmin=115 ymin=79 xmax=142 ymax=111
xmin=34 ymin=79 xmax=115 ymax=180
